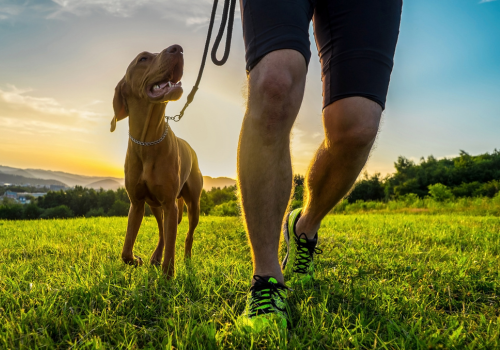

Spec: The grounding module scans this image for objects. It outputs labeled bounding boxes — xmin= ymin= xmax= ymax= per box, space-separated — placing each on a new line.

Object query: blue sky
xmin=0 ymin=0 xmax=498 ymax=178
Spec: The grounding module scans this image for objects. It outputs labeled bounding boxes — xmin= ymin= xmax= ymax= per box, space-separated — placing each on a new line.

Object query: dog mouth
xmin=147 ymin=80 xmax=183 ymax=100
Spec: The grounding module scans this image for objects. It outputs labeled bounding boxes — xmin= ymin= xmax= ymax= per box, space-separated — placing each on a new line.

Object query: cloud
xmin=48 ymin=0 xmax=213 ymax=20
xmin=0 ymin=85 xmax=101 ymax=121
xmin=479 ymin=0 xmax=497 ymax=3
xmin=0 ymin=1 xmax=58 ymax=21
xmin=0 ymin=116 xmax=88 ymax=134
xmin=0 ymin=0 xmax=239 ymax=28
xmin=0 ymin=3 xmax=24 ymax=20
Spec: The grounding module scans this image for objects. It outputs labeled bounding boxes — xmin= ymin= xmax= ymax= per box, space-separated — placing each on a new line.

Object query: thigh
xmin=240 ymin=0 xmax=314 ymax=73
xmin=313 ymin=0 xmax=403 ymax=110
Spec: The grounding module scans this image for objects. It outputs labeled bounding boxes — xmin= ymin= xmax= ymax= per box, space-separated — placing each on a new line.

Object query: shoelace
xmin=293 ymin=233 xmax=323 ymax=274
xmin=248 ymin=275 xmax=287 ymax=317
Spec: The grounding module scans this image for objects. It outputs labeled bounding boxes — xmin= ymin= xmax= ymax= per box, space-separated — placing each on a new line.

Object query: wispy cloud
xmin=0 ymin=0 xmax=238 ymax=28
xmin=0 ymin=1 xmax=57 ymax=21
xmin=0 ymin=116 xmax=88 ymax=134
xmin=0 ymin=85 xmax=101 ymax=121
xmin=0 ymin=4 xmax=24 ymax=20
xmin=479 ymin=0 xmax=497 ymax=3
xmin=48 ymin=0 xmax=212 ymax=20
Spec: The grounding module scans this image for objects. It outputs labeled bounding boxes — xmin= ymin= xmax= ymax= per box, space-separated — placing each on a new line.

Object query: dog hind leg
xmin=184 ymin=197 xmax=200 ymax=260
xmin=150 ymin=206 xmax=164 ymax=266
xmin=177 ymin=197 xmax=184 ymax=224
xmin=180 ymin=173 xmax=202 ymax=260
xmin=162 ymin=201 xmax=179 ymax=278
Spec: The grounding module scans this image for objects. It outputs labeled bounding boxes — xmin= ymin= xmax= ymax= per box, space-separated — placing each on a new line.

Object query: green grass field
xmin=1 ymin=214 xmax=499 ymax=349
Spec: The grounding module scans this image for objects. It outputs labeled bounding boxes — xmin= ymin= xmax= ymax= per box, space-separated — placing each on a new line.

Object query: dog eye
xmin=139 ymin=57 xmax=148 ymax=62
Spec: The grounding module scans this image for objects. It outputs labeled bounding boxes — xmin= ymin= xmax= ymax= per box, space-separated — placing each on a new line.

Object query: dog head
xmin=111 ymin=44 xmax=184 ymax=132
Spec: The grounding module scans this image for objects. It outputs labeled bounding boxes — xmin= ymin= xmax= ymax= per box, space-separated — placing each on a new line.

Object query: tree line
xmin=0 ymin=185 xmax=239 ymax=220
xmin=341 ymin=150 xmax=499 ymax=203
xmin=2 ymin=149 xmax=499 ymax=220
xmin=290 ymin=150 xmax=500 ymax=208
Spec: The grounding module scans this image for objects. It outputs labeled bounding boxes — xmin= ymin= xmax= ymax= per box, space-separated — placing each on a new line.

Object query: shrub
xmin=476 ymin=180 xmax=500 ymax=198
xmin=401 ymin=193 xmax=420 ymax=206
xmin=348 ymin=172 xmax=385 ymax=203
xmin=428 ymin=183 xmax=454 ymax=202
xmin=451 ymin=181 xmax=482 ymax=198
xmin=200 ymin=190 xmax=214 ymax=215
xmin=107 ymin=200 xmax=130 ymax=217
xmin=23 ymin=203 xmax=43 ymax=219
xmin=86 ymin=207 xmax=106 ymax=218
xmin=0 ymin=204 xmax=24 ymax=220
xmin=40 ymin=205 xmax=74 ymax=219
xmin=210 ymin=200 xmax=240 ymax=217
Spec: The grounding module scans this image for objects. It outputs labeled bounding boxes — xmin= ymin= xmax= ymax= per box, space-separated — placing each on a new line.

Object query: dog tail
xmin=177 ymin=197 xmax=184 ymax=224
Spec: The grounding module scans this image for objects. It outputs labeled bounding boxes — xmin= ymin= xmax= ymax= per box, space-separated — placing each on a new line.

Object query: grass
xmin=0 ymin=214 xmax=499 ymax=349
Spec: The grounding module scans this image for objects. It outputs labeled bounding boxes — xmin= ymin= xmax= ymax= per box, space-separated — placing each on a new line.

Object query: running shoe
xmin=282 ymin=208 xmax=322 ymax=285
xmin=237 ymin=275 xmax=288 ymax=331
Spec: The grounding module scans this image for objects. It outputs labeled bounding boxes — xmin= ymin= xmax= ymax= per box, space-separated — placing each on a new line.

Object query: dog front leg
xmin=122 ymin=202 xmax=145 ymax=266
xmin=162 ymin=202 xmax=178 ymax=278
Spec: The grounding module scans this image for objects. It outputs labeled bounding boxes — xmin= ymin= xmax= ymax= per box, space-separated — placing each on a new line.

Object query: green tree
xmin=428 ymin=183 xmax=454 ymax=202
xmin=210 ymin=200 xmax=240 ymax=216
xmin=23 ymin=203 xmax=43 ymax=219
xmin=40 ymin=205 xmax=74 ymax=219
xmin=0 ymin=203 xmax=24 ymax=220
xmin=107 ymin=200 xmax=130 ymax=216
xmin=348 ymin=172 xmax=385 ymax=203
xmin=200 ymin=190 xmax=214 ymax=215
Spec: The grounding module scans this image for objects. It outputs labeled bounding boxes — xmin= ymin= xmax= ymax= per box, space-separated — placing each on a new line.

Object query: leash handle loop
xmin=211 ymin=0 xmax=237 ymax=66
xmin=166 ymin=0 xmax=235 ymax=122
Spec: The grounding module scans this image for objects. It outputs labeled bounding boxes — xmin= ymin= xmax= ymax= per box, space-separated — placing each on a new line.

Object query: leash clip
xmin=165 ymin=114 xmax=182 ymax=123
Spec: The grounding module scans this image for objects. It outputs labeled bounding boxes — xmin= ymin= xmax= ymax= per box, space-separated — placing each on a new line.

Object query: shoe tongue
xmin=268 ymin=277 xmax=278 ymax=284
xmin=298 ymin=233 xmax=317 ymax=244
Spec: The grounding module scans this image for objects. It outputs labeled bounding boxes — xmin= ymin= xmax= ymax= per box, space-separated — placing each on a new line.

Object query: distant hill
xmin=85 ymin=179 xmax=122 ymax=191
xmin=203 ymin=176 xmax=236 ymax=190
xmin=0 ymin=172 xmax=66 ymax=187
xmin=0 ymin=165 xmax=235 ymax=192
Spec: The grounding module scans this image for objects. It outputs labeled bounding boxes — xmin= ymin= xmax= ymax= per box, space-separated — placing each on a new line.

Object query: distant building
xmin=5 ymin=190 xmax=17 ymax=199
xmin=2 ymin=191 xmax=46 ymax=204
xmin=35 ymin=184 xmax=50 ymax=189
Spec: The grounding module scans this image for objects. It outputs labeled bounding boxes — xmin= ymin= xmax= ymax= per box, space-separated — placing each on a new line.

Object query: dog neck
xmin=128 ymin=101 xmax=168 ymax=144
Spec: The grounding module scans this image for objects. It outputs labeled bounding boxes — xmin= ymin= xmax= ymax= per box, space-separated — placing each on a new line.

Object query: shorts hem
xmin=324 ymin=94 xmax=386 ymax=111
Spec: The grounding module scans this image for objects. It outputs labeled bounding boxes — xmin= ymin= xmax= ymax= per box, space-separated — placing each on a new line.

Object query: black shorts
xmin=240 ymin=0 xmax=403 ymax=110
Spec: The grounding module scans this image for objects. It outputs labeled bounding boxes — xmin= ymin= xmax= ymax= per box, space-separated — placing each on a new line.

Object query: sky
xmin=0 ymin=0 xmax=499 ymax=179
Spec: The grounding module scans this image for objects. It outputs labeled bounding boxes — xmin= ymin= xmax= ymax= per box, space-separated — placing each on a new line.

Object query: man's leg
xmin=237 ymin=49 xmax=307 ymax=285
xmin=295 ymin=97 xmax=382 ymax=238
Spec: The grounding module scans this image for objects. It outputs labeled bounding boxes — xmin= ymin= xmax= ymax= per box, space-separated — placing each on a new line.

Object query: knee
xmin=245 ymin=51 xmax=307 ymax=141
xmin=253 ymin=68 xmax=295 ymax=105
xmin=323 ymin=97 xmax=382 ymax=150
xmin=250 ymin=70 xmax=297 ymax=130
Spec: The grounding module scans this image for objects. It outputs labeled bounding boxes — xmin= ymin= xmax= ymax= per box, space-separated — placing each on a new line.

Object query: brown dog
xmin=110 ymin=44 xmax=203 ymax=277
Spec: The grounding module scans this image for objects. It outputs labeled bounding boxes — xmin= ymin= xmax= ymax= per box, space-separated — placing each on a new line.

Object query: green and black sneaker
xmin=237 ymin=275 xmax=288 ymax=332
xmin=282 ymin=208 xmax=323 ymax=285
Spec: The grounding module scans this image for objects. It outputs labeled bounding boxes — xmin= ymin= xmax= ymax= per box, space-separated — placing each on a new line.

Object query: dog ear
xmin=110 ymin=78 xmax=128 ymax=132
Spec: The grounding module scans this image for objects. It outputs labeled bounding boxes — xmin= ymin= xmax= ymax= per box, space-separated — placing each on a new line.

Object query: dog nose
xmin=166 ymin=45 xmax=183 ymax=55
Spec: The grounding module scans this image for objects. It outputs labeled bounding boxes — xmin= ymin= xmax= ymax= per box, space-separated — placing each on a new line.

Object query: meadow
xmin=0 ymin=214 xmax=499 ymax=349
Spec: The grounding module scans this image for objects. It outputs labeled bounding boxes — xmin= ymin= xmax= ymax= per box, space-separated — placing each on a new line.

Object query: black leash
xmin=166 ymin=0 xmax=237 ymax=123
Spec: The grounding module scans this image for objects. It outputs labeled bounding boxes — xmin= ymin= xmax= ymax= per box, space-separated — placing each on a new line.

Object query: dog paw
xmin=123 ymin=255 xmax=143 ymax=267
xmin=133 ymin=255 xmax=143 ymax=267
